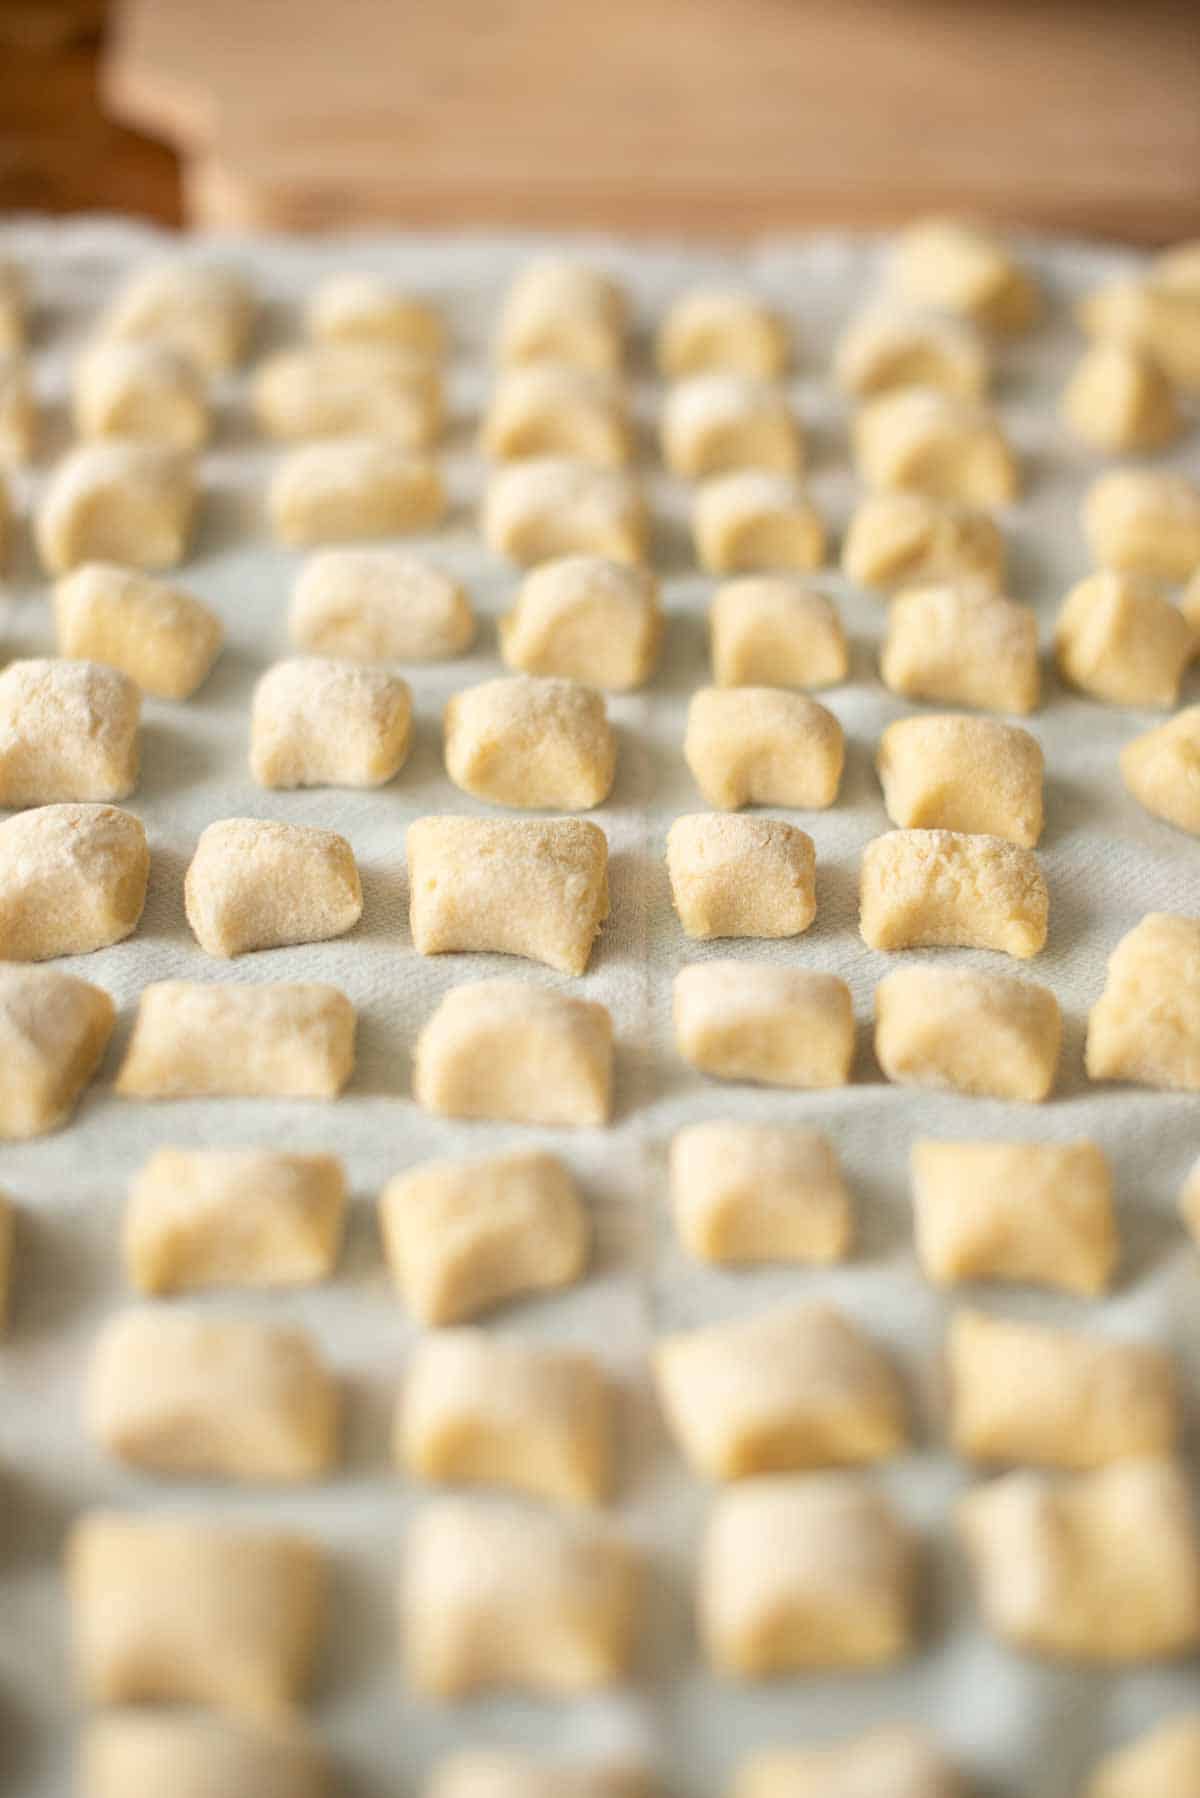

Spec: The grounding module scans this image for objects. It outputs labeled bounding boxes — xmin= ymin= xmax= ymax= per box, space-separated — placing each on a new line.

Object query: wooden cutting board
xmin=105 ymin=0 xmax=1200 ymax=240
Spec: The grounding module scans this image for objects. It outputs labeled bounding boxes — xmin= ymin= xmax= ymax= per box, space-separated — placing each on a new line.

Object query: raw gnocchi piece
xmin=1183 ymin=1159 xmax=1200 ymax=1248
xmin=67 ymin=1511 xmax=325 ymax=1712
xmin=482 ymin=362 xmax=632 ymax=466
xmin=497 ymin=259 xmax=626 ymax=372
xmin=0 ymin=965 xmax=114 ymax=1139
xmin=398 ymin=1331 xmax=612 ymax=1506
xmin=252 ymin=343 xmax=442 ymax=446
xmin=290 ymin=548 xmax=474 ymax=662
xmin=835 ymin=307 xmax=988 ymax=398
xmin=0 ymin=1189 xmax=12 ymax=1328
xmin=1152 ymin=240 xmax=1200 ymax=291
xmin=0 ymin=258 xmax=27 ymax=351
xmin=661 ymin=374 xmax=801 ymax=478
xmin=657 ymin=288 xmax=788 ymax=380
xmin=35 ymin=442 xmax=196 ymax=575
xmin=307 ymin=273 xmax=445 ymax=357
xmin=699 ymin=1473 xmax=917 ymax=1676
xmin=380 ymin=1147 xmax=588 ymax=1322
xmin=100 ymin=261 xmax=254 ymax=372
xmin=1061 ymin=340 xmax=1181 ymax=454
xmin=709 ymin=576 xmax=847 ymax=689
xmin=669 ymin=1121 xmax=852 ymax=1266
xmin=877 ymin=715 xmax=1044 ymax=845
xmin=126 ymin=1148 xmax=347 ymax=1294
xmin=734 ymin=1726 xmax=965 ymax=1798
xmin=891 ymin=218 xmax=1040 ymax=332
xmin=958 ymin=1460 xmax=1200 ymax=1663
xmin=842 ymin=490 xmax=1004 ymax=593
xmin=251 ymin=657 xmax=411 ymax=789
xmin=1086 ymin=912 xmax=1200 ymax=1091
xmin=85 ymin=1307 xmax=339 ymax=1483
xmin=693 ymin=470 xmax=827 ymax=574
xmin=413 ymin=979 xmax=613 ymax=1127
xmin=0 ymin=658 xmax=140 ymax=805
xmin=875 ymin=964 xmax=1061 ymax=1102
xmin=859 ymin=828 xmax=1049 ymax=958
xmin=654 ymin=1302 xmax=906 ymax=1479
xmin=674 ymin=961 xmax=854 ymax=1089
xmin=0 ymin=803 xmax=148 ymax=960
xmin=499 ymin=555 xmax=662 ymax=690
xmin=73 ymin=339 xmax=210 ymax=449
xmin=1055 ymin=571 xmax=1194 ymax=707
xmin=666 ymin=813 xmax=816 ymax=939
xmin=55 ymin=563 xmax=223 ymax=699
xmin=1085 ymin=1714 xmax=1200 ymax=1798
xmin=1080 ymin=274 xmax=1200 ymax=391
xmin=911 ymin=1139 xmax=1116 ymax=1296
xmin=881 ymin=581 xmax=1040 ymax=714
xmin=482 ymin=457 xmax=648 ymax=565
xmin=1122 ymin=705 xmax=1200 ymax=834
xmin=684 ymin=685 xmax=843 ymax=809
xmin=444 ymin=674 xmax=615 ymax=810
xmin=269 ymin=440 xmax=445 ymax=546
xmin=81 ymin=1713 xmax=328 ymax=1798
xmin=116 ymin=981 xmax=355 ymax=1100
xmin=947 ymin=1308 xmax=1177 ymax=1469
xmin=184 ymin=818 xmax=363 ymax=958
xmin=854 ymin=387 xmax=1018 ymax=504
xmin=407 ymin=816 xmax=608 ymax=975
xmin=403 ymin=1500 xmax=638 ymax=1695
xmin=427 ymin=1750 xmax=651 ymax=1798
xmin=0 ymin=352 xmax=35 ymax=465
xmin=1083 ymin=469 xmax=1200 ymax=581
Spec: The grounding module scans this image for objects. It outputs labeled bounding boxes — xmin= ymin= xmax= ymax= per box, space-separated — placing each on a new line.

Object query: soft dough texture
xmin=0 ymin=964 xmax=115 ymax=1139
xmin=427 ymin=1751 xmax=652 ymax=1798
xmin=859 ymin=828 xmax=1049 ymax=958
xmin=1061 ymin=340 xmax=1181 ymax=454
xmin=735 ymin=1727 xmax=965 ymax=1798
xmin=1084 ymin=1714 xmax=1200 ymax=1798
xmin=669 ymin=1122 xmax=853 ymax=1266
xmin=80 ymin=1713 xmax=328 ymax=1798
xmin=881 ymin=582 xmax=1039 ymax=713
xmin=1121 ymin=705 xmax=1200 ymax=834
xmin=252 ymin=343 xmax=442 ymax=445
xmin=661 ymin=374 xmax=801 ymax=478
xmin=99 ymin=260 xmax=254 ymax=372
xmin=73 ymin=339 xmax=210 ymax=449
xmin=482 ymin=361 xmax=631 ymax=466
xmin=35 ymin=442 xmax=196 ymax=574
xmin=667 ymin=814 xmax=816 ymax=939
xmin=709 ymin=576 xmax=847 ymax=689
xmin=184 ymin=818 xmax=363 ymax=957
xmin=54 ymin=563 xmax=222 ymax=699
xmin=842 ymin=491 xmax=1004 ymax=593
xmin=853 ymin=387 xmax=1017 ymax=505
xmin=1055 ymin=571 xmax=1194 ymax=708
xmin=875 ymin=964 xmax=1061 ymax=1101
xmin=290 ymin=549 xmax=474 ymax=662
xmin=116 ymin=981 xmax=355 ymax=1099
xmin=0 ymin=803 xmax=148 ymax=960
xmin=891 ymin=218 xmax=1039 ymax=331
xmin=443 ymin=674 xmax=615 ymax=810
xmin=877 ymin=714 xmax=1044 ymax=845
xmin=692 ymin=471 xmax=826 ymax=575
xmin=482 ymin=457 xmax=648 ymax=565
xmin=269 ymin=440 xmax=445 ymax=546
xmin=0 ymin=658 xmax=141 ymax=805
xmin=496 ymin=259 xmax=626 ymax=371
xmin=836 ymin=306 xmax=988 ymax=398
xmin=250 ymin=658 xmax=412 ymax=789
xmin=674 ymin=961 xmax=854 ymax=1089
xmin=657 ymin=288 xmax=788 ymax=379
xmin=499 ymin=555 xmax=662 ymax=690
xmin=412 ymin=979 xmax=613 ymax=1126
xmin=1083 ymin=469 xmax=1200 ymax=581
xmin=684 ymin=686 xmax=843 ymax=809
xmin=1086 ymin=912 xmax=1200 ymax=1090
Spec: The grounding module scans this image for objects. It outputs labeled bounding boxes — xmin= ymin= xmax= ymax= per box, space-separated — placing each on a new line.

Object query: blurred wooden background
xmin=1 ymin=0 xmax=1198 ymax=241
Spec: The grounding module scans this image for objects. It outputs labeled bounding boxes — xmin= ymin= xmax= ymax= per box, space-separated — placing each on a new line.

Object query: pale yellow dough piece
xmin=269 ymin=440 xmax=445 ymax=546
xmin=1055 ymin=571 xmax=1194 ymax=707
xmin=73 ymin=339 xmax=209 ymax=449
xmin=1182 ymin=1158 xmax=1200 ymax=1248
xmin=403 ymin=1500 xmax=638 ymax=1696
xmin=0 ymin=657 xmax=140 ymax=805
xmin=881 ymin=581 xmax=1040 ymax=714
xmin=835 ymin=306 xmax=988 ymax=398
xmin=684 ymin=685 xmax=843 ymax=809
xmin=290 ymin=548 xmax=474 ymax=662
xmin=1122 ymin=706 xmax=1200 ymax=834
xmin=654 ymin=1302 xmax=906 ymax=1479
xmin=958 ymin=1459 xmax=1200 ymax=1663
xmin=398 ymin=1330 xmax=612 ymax=1506
xmin=947 ymin=1308 xmax=1177 ymax=1469
xmin=855 ymin=387 xmax=1018 ymax=505
xmin=734 ymin=1727 xmax=965 ymax=1798
xmin=1085 ymin=1714 xmax=1200 ymax=1798
xmin=55 ymin=562 xmax=222 ymax=699
xmin=860 ymin=828 xmax=1048 ymax=958
xmin=661 ymin=374 xmax=801 ymax=478
xmin=1061 ymin=340 xmax=1181 ymax=454
xmin=252 ymin=343 xmax=442 ymax=446
xmin=0 ymin=352 xmax=35 ymax=465
xmin=67 ymin=1511 xmax=325 ymax=1713
xmin=892 ymin=218 xmax=1040 ymax=332
xmin=669 ymin=1121 xmax=852 ymax=1266
xmin=407 ymin=815 xmax=608 ymax=975
xmin=251 ymin=657 xmax=412 ymax=789
xmin=1083 ymin=469 xmax=1200 ymax=581
xmin=0 ymin=803 xmax=147 ymax=960
xmin=667 ymin=813 xmax=816 ymax=939
xmin=843 ymin=490 xmax=1004 ymax=593
xmin=877 ymin=715 xmax=1044 ymax=845
xmin=427 ymin=1751 xmax=651 ymax=1798
xmin=81 ymin=1713 xmax=327 ymax=1798
xmin=0 ymin=258 xmax=27 ymax=352
xmin=413 ymin=979 xmax=613 ymax=1127
xmin=674 ymin=960 xmax=854 ymax=1089
xmin=307 ymin=273 xmax=445 ymax=357
xmin=0 ymin=965 xmax=114 ymax=1139
xmin=125 ymin=1148 xmax=346 ymax=1294
xmin=875 ymin=964 xmax=1061 ymax=1101
xmin=100 ymin=261 xmax=254 ymax=372
xmin=500 ymin=555 xmax=662 ymax=690
xmin=497 ymin=259 xmax=626 ymax=372
xmin=1080 ymin=273 xmax=1200 ymax=391
xmin=380 ymin=1147 xmax=589 ymax=1322
xmin=1086 ymin=912 xmax=1200 ymax=1091
xmin=85 ymin=1306 xmax=339 ymax=1483
xmin=693 ymin=470 xmax=827 ymax=574
xmin=35 ymin=442 xmax=196 ymax=575
xmin=709 ymin=576 xmax=847 ymax=688
xmin=444 ymin=674 xmax=615 ymax=810
xmin=482 ymin=362 xmax=631 ymax=466
xmin=911 ymin=1138 xmax=1116 ymax=1296
xmin=184 ymin=818 xmax=362 ymax=958
xmin=657 ymin=288 xmax=788 ymax=380
xmin=482 ymin=457 xmax=648 ymax=565
xmin=0 ymin=471 xmax=12 ymax=565
xmin=116 ymin=980 xmax=355 ymax=1100
xmin=699 ymin=1473 xmax=916 ymax=1676
xmin=0 ymin=1189 xmax=12 ymax=1328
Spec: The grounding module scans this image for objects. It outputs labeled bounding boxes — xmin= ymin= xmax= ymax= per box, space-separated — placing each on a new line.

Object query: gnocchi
xmin=709 ymin=576 xmax=847 ymax=689
xmin=54 ymin=563 xmax=223 ymax=699
xmin=269 ymin=440 xmax=445 ymax=546
xmin=482 ymin=361 xmax=631 ymax=466
xmin=35 ymin=442 xmax=196 ymax=575
xmin=0 ymin=965 xmax=114 ymax=1140
xmin=859 ymin=828 xmax=1048 ymax=958
xmin=1121 ymin=705 xmax=1200 ymax=834
xmin=290 ymin=549 xmax=474 ymax=662
xmin=482 ymin=457 xmax=648 ymax=565
xmin=842 ymin=490 xmax=1004 ymax=593
xmin=413 ymin=979 xmax=613 ymax=1126
xmin=0 ymin=803 xmax=148 ymax=961
xmin=666 ymin=813 xmax=816 ymax=939
xmin=444 ymin=674 xmax=615 ymax=810
xmin=73 ymin=339 xmax=210 ymax=449
xmin=1086 ymin=912 xmax=1200 ymax=1091
xmin=875 ymin=964 xmax=1061 ymax=1101
xmin=661 ymin=374 xmax=801 ymax=478
xmin=877 ymin=714 xmax=1044 ymax=845
xmin=657 ymin=288 xmax=789 ymax=380
xmin=684 ymin=685 xmax=843 ymax=809
xmin=250 ymin=658 xmax=412 ymax=789
xmin=1055 ymin=571 xmax=1194 ymax=707
xmin=184 ymin=818 xmax=363 ymax=958
xmin=669 ymin=1122 xmax=853 ymax=1266
xmin=880 ymin=581 xmax=1040 ymax=714
xmin=1083 ymin=469 xmax=1200 ymax=582
xmin=693 ymin=471 xmax=827 ymax=574
xmin=854 ymin=387 xmax=1017 ymax=504
xmin=499 ymin=554 xmax=662 ymax=690
xmin=116 ymin=981 xmax=356 ymax=1100
xmin=674 ymin=961 xmax=854 ymax=1089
